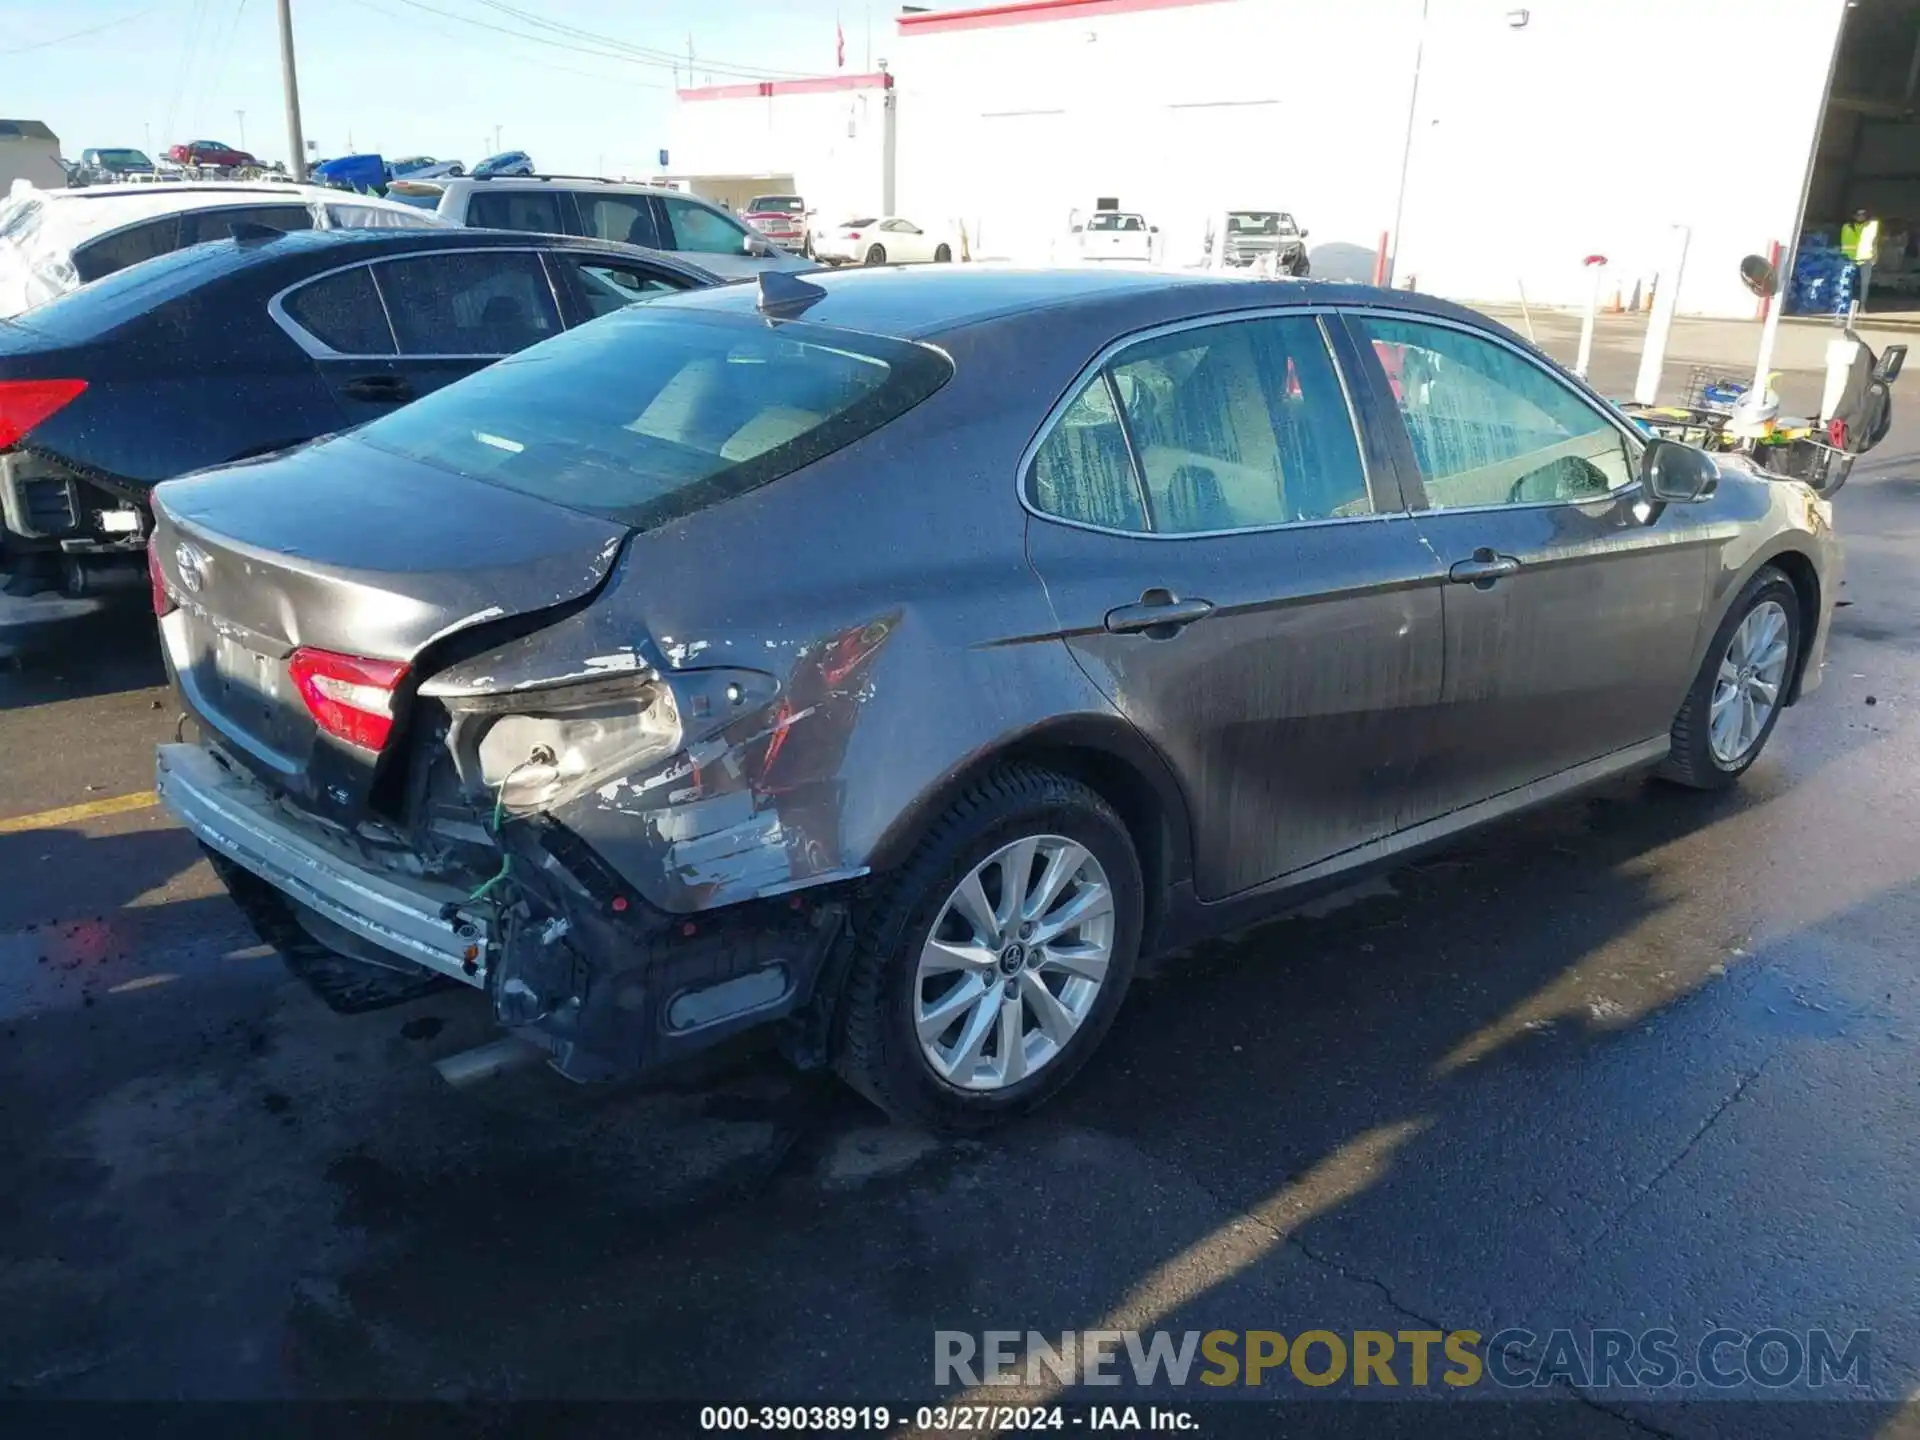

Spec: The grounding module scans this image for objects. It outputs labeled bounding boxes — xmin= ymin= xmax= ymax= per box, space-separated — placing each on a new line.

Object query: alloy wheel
xmin=913 ymin=834 xmax=1114 ymax=1091
xmin=1710 ymin=599 xmax=1791 ymax=765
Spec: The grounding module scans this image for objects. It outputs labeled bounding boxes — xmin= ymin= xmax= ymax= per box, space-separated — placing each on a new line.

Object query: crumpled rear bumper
xmin=156 ymin=742 xmax=490 ymax=988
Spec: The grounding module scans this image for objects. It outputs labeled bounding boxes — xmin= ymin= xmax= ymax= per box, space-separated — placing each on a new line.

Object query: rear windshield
xmin=346 ymin=306 xmax=953 ymax=530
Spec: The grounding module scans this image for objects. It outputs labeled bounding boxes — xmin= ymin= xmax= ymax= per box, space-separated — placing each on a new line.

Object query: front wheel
xmin=1659 ymin=566 xmax=1801 ymax=789
xmin=934 ymin=243 xmax=952 ymax=263
xmin=864 ymin=243 xmax=887 ymax=265
xmin=835 ymin=766 xmax=1142 ymax=1131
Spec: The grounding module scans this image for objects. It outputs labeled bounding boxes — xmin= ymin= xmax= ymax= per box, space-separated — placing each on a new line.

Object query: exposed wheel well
xmin=1766 ymin=549 xmax=1822 ymax=704
xmin=869 ymin=729 xmax=1192 ymax=954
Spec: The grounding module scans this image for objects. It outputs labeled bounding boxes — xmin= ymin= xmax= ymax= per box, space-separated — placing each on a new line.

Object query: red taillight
xmin=847 ymin=231 xmax=862 ymax=240
xmin=288 ymin=647 xmax=409 ymax=752
xmin=147 ymin=535 xmax=174 ymax=618
xmin=0 ymin=379 xmax=87 ymax=450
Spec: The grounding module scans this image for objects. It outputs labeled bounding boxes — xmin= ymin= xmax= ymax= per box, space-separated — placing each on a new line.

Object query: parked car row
xmin=0 ymin=181 xmax=446 ymax=318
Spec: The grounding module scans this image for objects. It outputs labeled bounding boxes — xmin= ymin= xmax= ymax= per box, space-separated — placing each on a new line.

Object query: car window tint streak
xmin=374 ymin=251 xmax=559 ymax=356
xmin=283 ymin=266 xmax=396 ymax=354
xmin=1359 ymin=316 xmax=1633 ymax=508
xmin=1029 ymin=315 xmax=1368 ymax=535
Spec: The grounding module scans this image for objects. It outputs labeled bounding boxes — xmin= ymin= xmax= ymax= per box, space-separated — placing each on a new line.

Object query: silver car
xmin=383 ymin=175 xmax=814 ymax=281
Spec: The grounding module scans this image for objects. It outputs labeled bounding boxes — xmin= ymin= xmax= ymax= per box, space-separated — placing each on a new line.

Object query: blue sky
xmin=1 ymin=0 xmax=885 ymax=174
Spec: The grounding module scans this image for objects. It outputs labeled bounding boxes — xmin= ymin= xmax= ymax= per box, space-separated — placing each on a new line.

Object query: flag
xmin=836 ymin=18 xmax=845 ymax=67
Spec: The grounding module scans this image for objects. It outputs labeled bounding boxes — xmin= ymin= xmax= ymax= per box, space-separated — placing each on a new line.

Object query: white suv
xmin=383 ymin=176 xmax=813 ymax=280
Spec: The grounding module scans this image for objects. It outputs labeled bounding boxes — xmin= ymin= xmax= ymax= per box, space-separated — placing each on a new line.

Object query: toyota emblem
xmin=174 ymin=542 xmax=209 ymax=594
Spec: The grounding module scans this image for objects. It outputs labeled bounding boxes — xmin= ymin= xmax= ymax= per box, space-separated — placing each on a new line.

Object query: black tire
xmin=864 ymin=243 xmax=887 ymax=265
xmin=934 ymin=243 xmax=952 ymax=263
xmin=1659 ymin=565 xmax=1802 ymax=790
xmin=1292 ymin=255 xmax=1311 ymax=277
xmin=835 ymin=765 xmax=1143 ymax=1132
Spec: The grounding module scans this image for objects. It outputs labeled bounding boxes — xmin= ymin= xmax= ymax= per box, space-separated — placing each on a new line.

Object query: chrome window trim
xmin=1018 ymin=303 xmax=1395 ymax=543
xmin=268 ymin=244 xmax=569 ymax=362
xmin=1340 ymin=304 xmax=1647 ymax=513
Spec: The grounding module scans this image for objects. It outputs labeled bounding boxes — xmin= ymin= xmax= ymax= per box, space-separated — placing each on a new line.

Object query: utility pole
xmin=235 ymin=110 xmax=247 ymax=149
xmin=277 ymin=0 xmax=307 ymax=181
xmin=492 ymin=123 xmax=503 ymax=154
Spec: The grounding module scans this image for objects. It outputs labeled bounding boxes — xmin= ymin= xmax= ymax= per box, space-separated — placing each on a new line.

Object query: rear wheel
xmin=864 ymin=243 xmax=887 ymax=265
xmin=1660 ymin=566 xmax=1800 ymax=789
xmin=934 ymin=243 xmax=952 ymax=263
xmin=835 ymin=766 xmax=1142 ymax=1131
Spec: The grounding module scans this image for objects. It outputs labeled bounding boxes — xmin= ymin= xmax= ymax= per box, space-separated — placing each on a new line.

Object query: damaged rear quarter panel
xmin=434 ymin=337 xmax=1129 ymax=915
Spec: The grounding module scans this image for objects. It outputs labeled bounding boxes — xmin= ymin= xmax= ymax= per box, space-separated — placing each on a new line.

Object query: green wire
xmin=465 ymin=772 xmax=515 ymax=902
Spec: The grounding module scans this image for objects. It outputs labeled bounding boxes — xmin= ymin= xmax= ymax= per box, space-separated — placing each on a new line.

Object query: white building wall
xmin=1393 ymin=0 xmax=1846 ymax=317
xmin=665 ymin=79 xmax=894 ymax=225
xmin=894 ymin=0 xmax=1426 ymax=275
xmin=893 ymin=0 xmax=1848 ymax=317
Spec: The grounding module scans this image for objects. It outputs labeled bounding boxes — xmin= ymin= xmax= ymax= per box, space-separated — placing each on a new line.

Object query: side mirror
xmin=1640 ymin=438 xmax=1718 ymax=503
xmin=1299 ymin=228 xmax=1310 ymax=238
xmin=1875 ymin=343 xmax=1907 ymax=383
xmin=1739 ymin=253 xmax=1780 ymax=299
xmin=1149 ymin=225 xmax=1160 ymax=234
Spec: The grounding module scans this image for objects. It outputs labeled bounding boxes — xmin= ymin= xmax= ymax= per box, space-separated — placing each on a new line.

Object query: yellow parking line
xmin=0 ymin=790 xmax=159 ymax=835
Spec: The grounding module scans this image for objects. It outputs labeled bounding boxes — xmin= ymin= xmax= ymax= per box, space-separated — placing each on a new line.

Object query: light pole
xmin=235 ymin=110 xmax=246 ymax=149
xmin=278 ymin=0 xmax=308 ymax=181
xmin=492 ymin=124 xmax=503 ymax=155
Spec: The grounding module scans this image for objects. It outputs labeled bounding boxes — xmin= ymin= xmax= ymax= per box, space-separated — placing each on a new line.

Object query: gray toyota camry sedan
xmin=149 ymin=266 xmax=1840 ymax=1130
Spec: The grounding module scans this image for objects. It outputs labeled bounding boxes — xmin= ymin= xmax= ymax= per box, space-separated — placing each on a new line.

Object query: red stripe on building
xmin=897 ymin=0 xmax=1231 ymax=35
xmin=677 ymin=71 xmax=894 ymax=102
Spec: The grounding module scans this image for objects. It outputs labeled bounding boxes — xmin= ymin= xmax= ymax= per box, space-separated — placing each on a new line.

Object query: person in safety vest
xmin=1842 ymin=208 xmax=1881 ymax=316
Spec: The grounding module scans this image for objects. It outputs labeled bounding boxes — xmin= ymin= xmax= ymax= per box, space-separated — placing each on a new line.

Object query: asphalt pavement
xmin=2 ymin=312 xmax=1917 ymax=1438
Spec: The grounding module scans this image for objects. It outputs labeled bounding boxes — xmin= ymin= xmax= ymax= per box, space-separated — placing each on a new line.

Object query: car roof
xmin=0 ymin=227 xmax=722 ymax=339
xmin=648 ymin=264 xmax=1509 ymax=345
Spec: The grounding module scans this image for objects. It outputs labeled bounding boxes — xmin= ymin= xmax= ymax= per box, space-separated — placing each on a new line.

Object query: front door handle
xmin=1448 ymin=549 xmax=1521 ymax=588
xmin=1105 ymin=589 xmax=1215 ymax=637
xmin=342 ymin=374 xmax=415 ymax=403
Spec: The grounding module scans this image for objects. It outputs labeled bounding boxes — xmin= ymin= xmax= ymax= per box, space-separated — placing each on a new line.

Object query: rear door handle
xmin=1448 ymin=550 xmax=1521 ymax=588
xmin=1104 ymin=590 xmax=1215 ymax=637
xmin=341 ymin=375 xmax=415 ymax=403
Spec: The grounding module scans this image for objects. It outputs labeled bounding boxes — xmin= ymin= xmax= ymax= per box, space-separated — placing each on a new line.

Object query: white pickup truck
xmin=1068 ymin=209 xmax=1154 ymax=264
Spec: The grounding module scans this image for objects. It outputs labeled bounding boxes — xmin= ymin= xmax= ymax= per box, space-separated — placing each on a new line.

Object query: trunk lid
xmin=153 ymin=439 xmax=630 ymax=811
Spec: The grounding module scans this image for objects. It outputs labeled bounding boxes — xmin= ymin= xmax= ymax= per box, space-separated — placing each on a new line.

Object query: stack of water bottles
xmin=1786 ymin=242 xmax=1856 ymax=317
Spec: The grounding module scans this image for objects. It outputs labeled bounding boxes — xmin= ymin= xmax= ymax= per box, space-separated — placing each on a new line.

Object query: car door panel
xmin=1341 ymin=312 xmax=1713 ymax=814
xmin=1023 ymin=311 xmax=1446 ymax=900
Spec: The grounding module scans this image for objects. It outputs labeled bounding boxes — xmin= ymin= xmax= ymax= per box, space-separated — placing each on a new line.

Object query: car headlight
xmin=477 ymin=680 xmax=683 ymax=814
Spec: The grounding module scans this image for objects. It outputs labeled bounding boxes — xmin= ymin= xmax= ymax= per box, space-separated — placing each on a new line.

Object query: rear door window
xmin=576 ymin=194 xmax=661 ymax=249
xmin=373 ymin=250 xmax=561 ymax=356
xmin=347 ymin=306 xmax=952 ymax=529
xmin=280 ymin=265 xmax=396 ymax=355
xmin=178 ymin=204 xmax=314 ymax=245
xmin=658 ymin=195 xmax=751 ymax=254
xmin=465 ymin=190 xmax=573 ymax=235
xmin=72 ymin=217 xmax=181 ymax=281
xmin=555 ymin=256 xmax=692 ymax=321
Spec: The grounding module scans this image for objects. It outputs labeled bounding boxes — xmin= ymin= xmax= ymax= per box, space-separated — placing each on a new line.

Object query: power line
xmin=163 ymin=0 xmax=215 ymax=144
xmin=346 ymin=0 xmax=670 ymax=91
xmin=0 ymin=8 xmax=158 ymax=57
xmin=461 ymin=0 xmax=812 ymax=80
xmin=379 ymin=0 xmax=812 ymax=83
xmin=191 ymin=0 xmax=251 ymax=137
